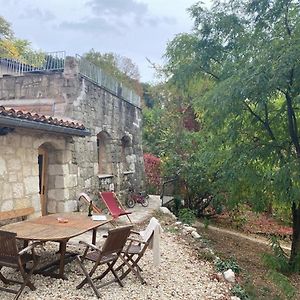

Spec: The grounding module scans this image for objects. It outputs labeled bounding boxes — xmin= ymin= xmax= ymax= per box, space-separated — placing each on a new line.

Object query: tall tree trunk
xmin=290 ymin=202 xmax=300 ymax=269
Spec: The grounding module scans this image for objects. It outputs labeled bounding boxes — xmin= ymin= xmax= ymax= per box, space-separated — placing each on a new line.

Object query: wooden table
xmin=1 ymin=212 xmax=111 ymax=279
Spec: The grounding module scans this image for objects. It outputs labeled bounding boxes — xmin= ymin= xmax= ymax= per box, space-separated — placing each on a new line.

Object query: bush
xmin=178 ymin=208 xmax=196 ymax=225
xmin=231 ymin=284 xmax=249 ymax=300
xmin=172 ymin=195 xmax=182 ymax=216
xmin=215 ymin=257 xmax=241 ymax=274
xmin=144 ymin=153 xmax=161 ymax=194
xmin=261 ymin=237 xmax=297 ymax=298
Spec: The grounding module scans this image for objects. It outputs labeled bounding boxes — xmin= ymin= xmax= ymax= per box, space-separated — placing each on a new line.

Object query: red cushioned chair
xmin=99 ymin=192 xmax=132 ymax=224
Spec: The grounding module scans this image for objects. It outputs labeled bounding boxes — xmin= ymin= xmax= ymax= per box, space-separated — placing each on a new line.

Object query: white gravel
xmin=1 ymin=226 xmax=231 ymax=299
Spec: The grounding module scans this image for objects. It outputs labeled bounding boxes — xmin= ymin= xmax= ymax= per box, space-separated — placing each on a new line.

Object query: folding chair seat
xmin=99 ymin=192 xmax=132 ymax=223
xmin=0 ymin=230 xmax=40 ymax=300
xmin=116 ymin=217 xmax=162 ymax=284
xmin=76 ymin=225 xmax=133 ymax=298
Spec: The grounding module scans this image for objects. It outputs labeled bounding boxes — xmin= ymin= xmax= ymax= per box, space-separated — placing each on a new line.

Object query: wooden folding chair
xmin=116 ymin=217 xmax=161 ymax=284
xmin=78 ymin=193 xmax=102 ymax=214
xmin=76 ymin=225 xmax=133 ymax=298
xmin=0 ymin=230 xmax=40 ymax=300
xmin=99 ymin=192 xmax=132 ymax=224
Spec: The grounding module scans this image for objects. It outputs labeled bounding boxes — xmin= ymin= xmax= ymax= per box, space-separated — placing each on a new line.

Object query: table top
xmin=1 ymin=212 xmax=111 ymax=241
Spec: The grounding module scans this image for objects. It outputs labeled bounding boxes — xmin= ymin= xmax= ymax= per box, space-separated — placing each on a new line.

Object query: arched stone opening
xmin=121 ymin=135 xmax=133 ymax=172
xmin=97 ymin=131 xmax=112 ymax=175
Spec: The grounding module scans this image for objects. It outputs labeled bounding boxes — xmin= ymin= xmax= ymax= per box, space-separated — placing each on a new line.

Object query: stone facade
xmin=0 ymin=57 xmax=145 ymax=215
xmin=0 ymin=129 xmax=77 ymax=216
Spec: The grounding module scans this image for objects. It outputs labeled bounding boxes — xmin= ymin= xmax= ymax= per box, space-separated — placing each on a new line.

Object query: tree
xmin=164 ymin=0 xmax=300 ymax=268
xmin=0 ymin=15 xmax=33 ymax=60
xmin=84 ymin=49 xmax=142 ymax=97
xmin=0 ymin=16 xmax=13 ymax=40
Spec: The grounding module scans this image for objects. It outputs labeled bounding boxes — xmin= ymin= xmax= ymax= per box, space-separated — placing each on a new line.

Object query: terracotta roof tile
xmin=0 ymin=106 xmax=86 ymax=130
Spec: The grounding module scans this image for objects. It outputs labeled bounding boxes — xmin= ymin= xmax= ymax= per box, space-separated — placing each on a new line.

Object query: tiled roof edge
xmin=0 ymin=106 xmax=85 ymax=130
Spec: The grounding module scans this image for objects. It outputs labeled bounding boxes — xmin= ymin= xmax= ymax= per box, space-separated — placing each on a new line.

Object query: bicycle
xmin=125 ymin=187 xmax=149 ymax=208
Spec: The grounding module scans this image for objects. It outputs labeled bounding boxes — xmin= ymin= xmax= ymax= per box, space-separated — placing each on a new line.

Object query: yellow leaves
xmin=0 ymin=39 xmax=21 ymax=59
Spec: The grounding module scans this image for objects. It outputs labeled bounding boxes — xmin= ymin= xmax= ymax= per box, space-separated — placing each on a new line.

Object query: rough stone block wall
xmin=0 ymin=129 xmax=77 ymax=216
xmin=0 ymin=56 xmax=145 ymax=211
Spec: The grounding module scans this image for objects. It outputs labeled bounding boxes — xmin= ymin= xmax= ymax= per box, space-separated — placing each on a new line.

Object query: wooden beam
xmin=0 ymin=207 xmax=34 ymax=221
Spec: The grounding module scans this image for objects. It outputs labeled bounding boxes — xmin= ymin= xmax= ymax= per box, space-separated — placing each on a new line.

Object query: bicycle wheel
xmin=126 ymin=197 xmax=135 ymax=208
xmin=141 ymin=195 xmax=149 ymax=207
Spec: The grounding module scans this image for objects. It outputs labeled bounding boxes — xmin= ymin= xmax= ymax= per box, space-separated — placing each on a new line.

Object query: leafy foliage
xmin=178 ymin=208 xmax=196 ymax=225
xmin=231 ymin=284 xmax=250 ymax=300
xmin=84 ymin=49 xmax=142 ymax=97
xmin=158 ymin=0 xmax=300 ymax=268
xmin=143 ymin=153 xmax=161 ymax=194
xmin=266 ymin=270 xmax=296 ymax=299
xmin=259 ymin=234 xmax=297 ymax=297
xmin=0 ymin=15 xmax=39 ymax=60
xmin=215 ymin=257 xmax=241 ymax=274
xmin=0 ymin=16 xmax=13 ymax=40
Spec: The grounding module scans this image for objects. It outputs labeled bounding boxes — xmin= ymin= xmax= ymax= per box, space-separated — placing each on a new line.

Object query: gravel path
xmin=2 ymin=221 xmax=231 ymax=300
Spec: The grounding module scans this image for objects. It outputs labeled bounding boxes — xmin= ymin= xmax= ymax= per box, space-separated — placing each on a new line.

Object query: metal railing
xmin=0 ymin=51 xmax=141 ymax=107
xmin=76 ymin=54 xmax=141 ymax=108
xmin=0 ymin=51 xmax=65 ymax=75
xmin=160 ymin=176 xmax=179 ymax=206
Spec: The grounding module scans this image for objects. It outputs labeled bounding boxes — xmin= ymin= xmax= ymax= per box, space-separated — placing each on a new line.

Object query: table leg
xmin=92 ymin=228 xmax=97 ymax=245
xmin=59 ymin=241 xmax=67 ymax=279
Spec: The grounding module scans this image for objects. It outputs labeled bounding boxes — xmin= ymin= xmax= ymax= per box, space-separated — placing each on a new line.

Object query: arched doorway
xmin=38 ymin=146 xmax=48 ymax=216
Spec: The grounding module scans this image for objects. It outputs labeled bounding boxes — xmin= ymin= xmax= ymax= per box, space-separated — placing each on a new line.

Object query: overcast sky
xmin=0 ymin=0 xmax=203 ymax=83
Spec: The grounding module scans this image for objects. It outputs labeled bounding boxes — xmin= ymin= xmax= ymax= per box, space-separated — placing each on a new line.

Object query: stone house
xmin=0 ymin=54 xmax=145 ymax=217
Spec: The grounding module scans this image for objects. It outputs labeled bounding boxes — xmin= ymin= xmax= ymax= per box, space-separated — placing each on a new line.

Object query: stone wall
xmin=0 ymin=56 xmax=145 ymax=212
xmin=0 ymin=128 xmax=77 ymax=216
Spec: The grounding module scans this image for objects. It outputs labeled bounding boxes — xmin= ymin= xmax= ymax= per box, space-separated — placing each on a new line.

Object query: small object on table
xmin=91 ymin=215 xmax=107 ymax=221
xmin=57 ymin=217 xmax=69 ymax=223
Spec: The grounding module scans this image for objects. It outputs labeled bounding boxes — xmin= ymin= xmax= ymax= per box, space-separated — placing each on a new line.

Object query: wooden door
xmin=38 ymin=147 xmax=48 ymax=216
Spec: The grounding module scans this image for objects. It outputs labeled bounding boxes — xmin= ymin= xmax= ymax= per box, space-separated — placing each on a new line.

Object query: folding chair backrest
xmin=0 ymin=230 xmax=19 ymax=264
xmin=140 ymin=217 xmax=160 ymax=243
xmin=100 ymin=192 xmax=123 ymax=216
xmin=101 ymin=225 xmax=133 ymax=256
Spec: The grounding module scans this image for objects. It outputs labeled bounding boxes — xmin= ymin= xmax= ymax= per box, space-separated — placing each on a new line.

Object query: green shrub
xmin=262 ymin=236 xmax=291 ymax=273
xmin=178 ymin=208 xmax=196 ymax=225
xmin=203 ymin=217 xmax=210 ymax=229
xmin=261 ymin=237 xmax=297 ymax=298
xmin=215 ymin=257 xmax=241 ymax=274
xmin=266 ymin=270 xmax=296 ymax=299
xmin=231 ymin=284 xmax=249 ymax=300
xmin=173 ymin=195 xmax=182 ymax=216
xmin=229 ymin=204 xmax=248 ymax=229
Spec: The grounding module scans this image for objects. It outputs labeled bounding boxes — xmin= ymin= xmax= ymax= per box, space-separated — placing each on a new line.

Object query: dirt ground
xmin=197 ymin=226 xmax=300 ymax=300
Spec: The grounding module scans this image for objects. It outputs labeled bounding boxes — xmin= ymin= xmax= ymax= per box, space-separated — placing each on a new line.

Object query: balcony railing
xmin=0 ymin=51 xmax=141 ymax=107
xmin=0 ymin=51 xmax=65 ymax=75
xmin=76 ymin=54 xmax=141 ymax=108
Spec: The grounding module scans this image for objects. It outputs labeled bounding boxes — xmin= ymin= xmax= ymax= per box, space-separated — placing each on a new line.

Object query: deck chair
xmin=78 ymin=192 xmax=102 ymax=214
xmin=116 ymin=217 xmax=162 ymax=284
xmin=76 ymin=225 xmax=133 ymax=298
xmin=99 ymin=192 xmax=132 ymax=223
xmin=0 ymin=230 xmax=40 ymax=300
